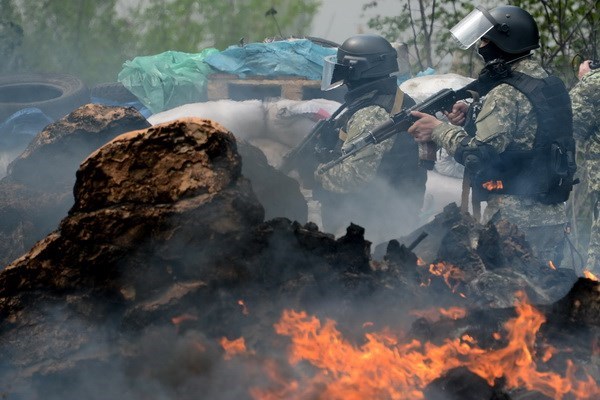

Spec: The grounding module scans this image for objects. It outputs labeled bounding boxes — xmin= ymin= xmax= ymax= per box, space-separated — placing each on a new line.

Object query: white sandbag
xmin=148 ymin=98 xmax=342 ymax=167
xmin=435 ymin=148 xmax=465 ymax=179
xmin=400 ymin=73 xmax=475 ymax=102
xmin=264 ymin=98 xmax=341 ymax=148
xmin=148 ymin=99 xmax=267 ymax=141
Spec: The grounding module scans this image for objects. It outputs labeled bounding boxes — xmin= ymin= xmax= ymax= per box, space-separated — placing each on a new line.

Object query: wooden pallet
xmin=206 ymin=74 xmax=323 ymax=101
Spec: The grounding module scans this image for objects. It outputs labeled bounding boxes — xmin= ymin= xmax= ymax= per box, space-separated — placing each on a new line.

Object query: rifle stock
xmin=317 ymin=81 xmax=479 ymax=174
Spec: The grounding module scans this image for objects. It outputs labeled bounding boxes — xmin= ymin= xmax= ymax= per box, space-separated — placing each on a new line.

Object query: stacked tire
xmin=0 ymin=73 xmax=90 ymax=122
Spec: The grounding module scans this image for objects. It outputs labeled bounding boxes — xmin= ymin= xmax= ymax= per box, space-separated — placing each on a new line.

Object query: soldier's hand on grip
xmin=443 ymin=101 xmax=469 ymax=126
xmin=407 ymin=111 xmax=441 ymax=142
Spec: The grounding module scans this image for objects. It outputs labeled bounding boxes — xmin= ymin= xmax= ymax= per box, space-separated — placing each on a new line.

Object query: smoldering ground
xmin=0 ymin=77 xmax=596 ymax=399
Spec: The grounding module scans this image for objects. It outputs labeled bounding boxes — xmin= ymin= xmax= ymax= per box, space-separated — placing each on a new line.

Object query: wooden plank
xmin=206 ymin=75 xmax=320 ymax=101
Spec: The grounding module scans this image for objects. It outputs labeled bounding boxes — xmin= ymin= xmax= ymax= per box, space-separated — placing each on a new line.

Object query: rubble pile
xmin=0 ymin=116 xmax=597 ymax=399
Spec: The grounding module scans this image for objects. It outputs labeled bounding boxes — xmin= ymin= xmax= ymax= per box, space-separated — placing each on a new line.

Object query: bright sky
xmin=310 ymin=0 xmax=400 ymax=44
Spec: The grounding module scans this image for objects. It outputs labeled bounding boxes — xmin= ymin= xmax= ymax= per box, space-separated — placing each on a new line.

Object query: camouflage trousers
xmin=585 ymin=192 xmax=600 ymax=273
xmin=521 ymin=224 xmax=566 ymax=269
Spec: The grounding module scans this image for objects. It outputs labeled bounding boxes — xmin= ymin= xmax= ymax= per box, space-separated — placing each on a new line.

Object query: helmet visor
xmin=321 ymin=55 xmax=347 ymax=91
xmin=450 ymin=6 xmax=495 ymax=49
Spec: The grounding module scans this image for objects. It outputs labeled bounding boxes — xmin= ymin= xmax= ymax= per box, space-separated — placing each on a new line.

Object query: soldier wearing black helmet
xmin=408 ymin=5 xmax=575 ymax=269
xmin=314 ymin=34 xmax=427 ymax=242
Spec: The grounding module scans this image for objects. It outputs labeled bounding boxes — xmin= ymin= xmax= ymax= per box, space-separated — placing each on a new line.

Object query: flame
xmin=416 ymin=257 xmax=426 ymax=267
xmin=425 ymin=262 xmax=465 ymax=292
xmin=410 ymin=307 xmax=467 ymax=322
xmin=482 ymin=180 xmax=504 ymax=191
xmin=439 ymin=307 xmax=467 ymax=320
xmin=249 ymin=292 xmax=600 ymax=400
xmin=239 ymin=299 xmax=250 ymax=315
xmin=220 ymin=336 xmax=252 ymax=360
xmin=583 ymin=270 xmax=599 ymax=281
xmin=548 ymin=261 xmax=557 ymax=270
xmin=171 ymin=313 xmax=198 ymax=327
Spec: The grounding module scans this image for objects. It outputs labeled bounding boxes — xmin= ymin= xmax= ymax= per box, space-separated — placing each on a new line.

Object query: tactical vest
xmin=473 ymin=71 xmax=576 ymax=204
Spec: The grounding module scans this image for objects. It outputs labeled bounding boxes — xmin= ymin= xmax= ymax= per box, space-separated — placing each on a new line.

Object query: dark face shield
xmin=321 ymin=55 xmax=349 ymax=91
xmin=450 ymin=6 xmax=496 ymax=50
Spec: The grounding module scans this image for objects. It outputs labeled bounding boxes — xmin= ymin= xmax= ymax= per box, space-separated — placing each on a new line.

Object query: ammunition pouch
xmin=537 ymin=137 xmax=578 ymax=204
xmin=454 ymin=137 xmax=498 ymax=176
xmin=454 ymin=138 xmax=499 ymax=202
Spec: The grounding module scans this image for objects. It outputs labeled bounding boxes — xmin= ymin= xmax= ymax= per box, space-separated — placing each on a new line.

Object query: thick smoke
xmin=3 ymin=75 xmax=593 ymax=399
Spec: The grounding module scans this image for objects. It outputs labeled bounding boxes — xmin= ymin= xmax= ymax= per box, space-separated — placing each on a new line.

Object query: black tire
xmin=0 ymin=73 xmax=90 ymax=122
xmin=91 ymin=82 xmax=138 ymax=103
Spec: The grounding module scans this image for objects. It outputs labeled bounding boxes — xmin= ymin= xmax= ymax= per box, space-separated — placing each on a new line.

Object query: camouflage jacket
xmin=571 ymin=68 xmax=600 ymax=191
xmin=431 ymin=58 xmax=566 ymax=227
xmin=315 ymin=104 xmax=393 ymax=193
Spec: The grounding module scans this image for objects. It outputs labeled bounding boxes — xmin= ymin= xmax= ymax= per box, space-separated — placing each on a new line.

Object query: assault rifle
xmin=279 ymin=103 xmax=347 ymax=182
xmin=317 ymin=80 xmax=480 ymax=174
xmin=279 ymin=118 xmax=333 ymax=174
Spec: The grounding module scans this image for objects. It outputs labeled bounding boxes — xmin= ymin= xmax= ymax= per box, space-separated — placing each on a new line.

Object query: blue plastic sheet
xmin=0 ymin=107 xmax=52 ymax=148
xmin=417 ymin=67 xmax=436 ymax=77
xmin=117 ymin=40 xmax=337 ymax=114
xmin=204 ymin=39 xmax=337 ymax=80
xmin=118 ymin=48 xmax=219 ymax=114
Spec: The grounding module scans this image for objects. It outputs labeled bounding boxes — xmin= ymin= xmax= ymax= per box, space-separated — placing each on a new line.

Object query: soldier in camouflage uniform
xmin=315 ymin=34 xmax=427 ymax=241
xmin=571 ymin=60 xmax=600 ymax=273
xmin=408 ymin=5 xmax=574 ymax=267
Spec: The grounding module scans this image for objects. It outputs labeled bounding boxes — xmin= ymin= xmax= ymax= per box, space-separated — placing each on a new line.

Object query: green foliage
xmin=1 ymin=0 xmax=133 ymax=84
xmin=363 ymin=0 xmax=484 ymax=73
xmin=130 ymin=0 xmax=319 ymax=53
xmin=364 ymin=0 xmax=599 ymax=84
xmin=0 ymin=0 xmax=320 ymax=85
xmin=508 ymin=0 xmax=599 ymax=87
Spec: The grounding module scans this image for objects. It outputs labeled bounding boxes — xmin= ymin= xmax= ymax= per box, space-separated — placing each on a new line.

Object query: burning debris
xmin=0 ymin=116 xmax=598 ymax=399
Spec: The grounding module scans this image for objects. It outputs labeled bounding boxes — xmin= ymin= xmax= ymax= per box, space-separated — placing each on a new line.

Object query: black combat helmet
xmin=321 ymin=34 xmax=398 ymax=90
xmin=483 ymin=5 xmax=540 ymax=54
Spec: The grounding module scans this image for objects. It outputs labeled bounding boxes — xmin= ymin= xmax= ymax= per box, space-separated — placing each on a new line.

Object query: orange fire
xmin=583 ymin=270 xmax=599 ymax=281
xmin=482 ymin=180 xmax=504 ymax=191
xmin=410 ymin=307 xmax=467 ymax=322
xmin=439 ymin=306 xmax=467 ymax=320
xmin=425 ymin=261 xmax=465 ymax=292
xmin=548 ymin=261 xmax=557 ymax=270
xmin=220 ymin=336 xmax=252 ymax=360
xmin=171 ymin=313 xmax=198 ymax=327
xmin=247 ymin=292 xmax=600 ymax=400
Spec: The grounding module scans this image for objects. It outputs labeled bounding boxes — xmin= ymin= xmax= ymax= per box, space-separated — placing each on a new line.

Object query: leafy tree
xmin=363 ymin=0 xmax=599 ymax=84
xmin=0 ymin=0 xmax=25 ymax=72
xmin=1 ymin=0 xmax=320 ymax=85
xmin=129 ymin=0 xmax=320 ymax=54
xmin=363 ymin=0 xmax=486 ymax=74
xmin=509 ymin=0 xmax=599 ymax=86
xmin=1 ymin=0 xmax=134 ymax=84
